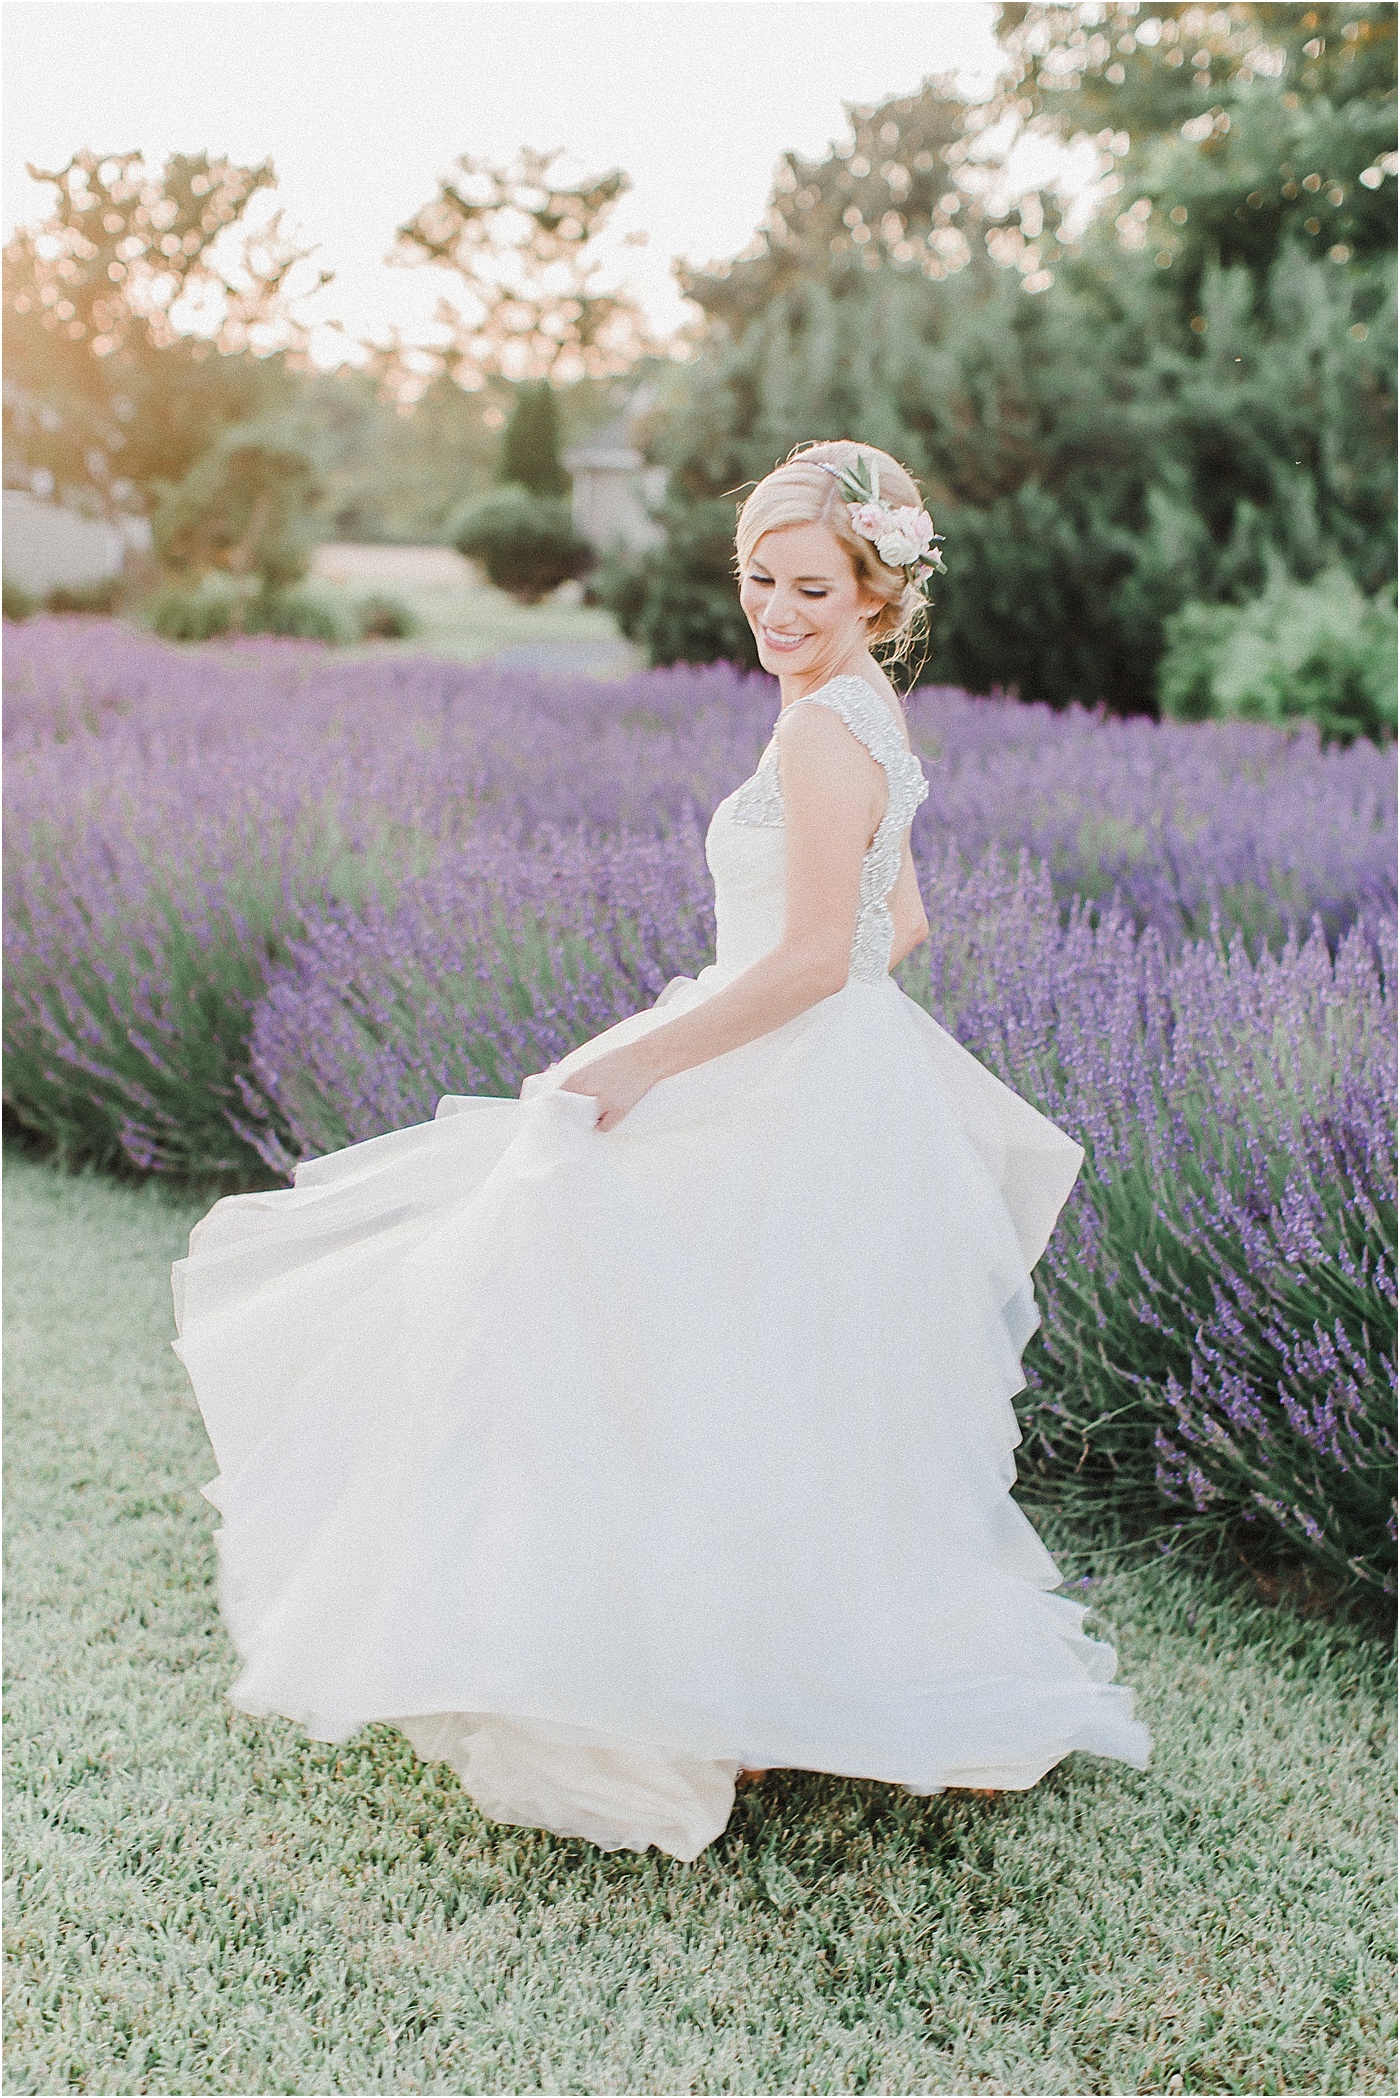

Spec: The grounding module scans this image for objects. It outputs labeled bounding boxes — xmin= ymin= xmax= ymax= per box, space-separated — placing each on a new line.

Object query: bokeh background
xmin=4 ymin=0 xmax=1395 ymax=732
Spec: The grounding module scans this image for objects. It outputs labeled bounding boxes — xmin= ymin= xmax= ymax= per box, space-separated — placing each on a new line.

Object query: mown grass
xmin=306 ymin=545 xmax=637 ymax=671
xmin=4 ymin=1150 xmax=1395 ymax=2097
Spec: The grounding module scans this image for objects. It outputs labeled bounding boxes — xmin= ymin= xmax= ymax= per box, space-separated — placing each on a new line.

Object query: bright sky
xmin=2 ymin=0 xmax=1012 ymax=368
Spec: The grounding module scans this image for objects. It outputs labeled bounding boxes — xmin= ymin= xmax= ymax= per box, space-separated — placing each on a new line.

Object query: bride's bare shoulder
xmin=779 ymin=675 xmax=911 ymax=756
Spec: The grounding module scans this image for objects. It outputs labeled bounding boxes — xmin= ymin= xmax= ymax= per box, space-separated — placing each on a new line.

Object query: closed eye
xmin=746 ymin=571 xmax=829 ymax=599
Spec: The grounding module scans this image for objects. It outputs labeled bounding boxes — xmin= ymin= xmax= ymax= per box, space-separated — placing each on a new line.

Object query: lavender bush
xmin=6 ymin=620 xmax=1393 ymax=1180
xmin=900 ymin=850 xmax=1396 ymax=1599
xmin=241 ymin=828 xmax=716 ymax=1174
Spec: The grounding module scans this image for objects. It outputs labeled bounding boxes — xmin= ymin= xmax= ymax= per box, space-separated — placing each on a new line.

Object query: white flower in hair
xmin=818 ymin=455 xmax=946 ymax=582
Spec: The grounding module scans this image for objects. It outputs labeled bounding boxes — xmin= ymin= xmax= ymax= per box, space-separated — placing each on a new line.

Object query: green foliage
xmin=241 ymin=587 xmax=354 ymax=644
xmin=997 ymin=5 xmax=1397 ymax=292
xmin=2 ymin=147 xmax=319 ymax=521
xmin=150 ymin=418 xmax=322 ymax=593
xmin=3 ymin=575 xmax=37 ymax=621
xmin=500 ymin=381 xmax=568 ymax=496
xmin=625 ymin=26 xmax=1396 ymax=709
xmin=146 ymin=575 xmax=357 ymax=645
xmin=1160 ymin=566 xmax=1398 ymax=742
xmin=593 ymin=502 xmax=758 ymax=669
xmin=4 ymin=870 xmax=291 ymax=1178
xmin=354 ymin=592 xmax=420 ymax=640
xmin=447 ymin=484 xmax=594 ymax=603
xmin=43 ymin=577 xmax=126 ymax=616
xmin=148 ymin=578 xmax=237 ymax=642
xmin=1021 ymin=1118 xmax=1397 ymax=1600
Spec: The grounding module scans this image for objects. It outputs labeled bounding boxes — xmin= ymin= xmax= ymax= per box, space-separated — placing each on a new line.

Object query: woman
xmin=172 ymin=441 xmax=1152 ymax=1863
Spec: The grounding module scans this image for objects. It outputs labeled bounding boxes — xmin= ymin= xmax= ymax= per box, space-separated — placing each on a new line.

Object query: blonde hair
xmin=734 ymin=440 xmax=930 ymax=665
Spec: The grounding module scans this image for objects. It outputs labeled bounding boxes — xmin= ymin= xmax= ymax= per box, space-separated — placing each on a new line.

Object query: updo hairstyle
xmin=734 ymin=440 xmax=930 ymax=664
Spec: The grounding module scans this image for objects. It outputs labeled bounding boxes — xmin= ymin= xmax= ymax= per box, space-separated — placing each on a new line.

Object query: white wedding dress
xmin=172 ymin=674 xmax=1151 ymax=1861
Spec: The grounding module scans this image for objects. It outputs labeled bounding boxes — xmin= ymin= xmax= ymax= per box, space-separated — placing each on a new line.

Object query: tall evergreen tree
xmin=500 ymin=382 xmax=568 ymax=496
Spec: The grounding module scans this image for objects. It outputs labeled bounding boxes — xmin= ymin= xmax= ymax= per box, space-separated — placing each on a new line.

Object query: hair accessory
xmin=817 ymin=454 xmax=946 ymax=584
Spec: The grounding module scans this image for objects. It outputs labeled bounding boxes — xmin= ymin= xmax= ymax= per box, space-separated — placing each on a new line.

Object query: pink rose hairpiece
xmin=817 ymin=454 xmax=946 ymax=585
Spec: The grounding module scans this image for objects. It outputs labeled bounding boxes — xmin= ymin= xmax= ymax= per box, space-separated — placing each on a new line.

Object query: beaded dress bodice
xmin=703 ymin=675 xmax=929 ymax=985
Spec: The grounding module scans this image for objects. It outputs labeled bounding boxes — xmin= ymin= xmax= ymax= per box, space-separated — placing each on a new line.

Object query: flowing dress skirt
xmin=172 ymin=965 xmax=1152 ymax=1860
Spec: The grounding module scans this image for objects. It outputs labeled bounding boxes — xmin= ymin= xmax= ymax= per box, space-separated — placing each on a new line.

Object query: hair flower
xmin=817 ymin=455 xmax=946 ymax=585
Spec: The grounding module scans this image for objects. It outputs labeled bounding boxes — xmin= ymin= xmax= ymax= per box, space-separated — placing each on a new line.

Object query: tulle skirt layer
xmin=172 ymin=967 xmax=1151 ymax=1860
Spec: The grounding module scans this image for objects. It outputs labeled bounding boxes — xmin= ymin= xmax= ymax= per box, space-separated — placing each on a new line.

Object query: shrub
xmin=44 ymin=577 xmax=126 ymax=616
xmin=241 ymin=587 xmax=354 ymax=644
xmin=147 ymin=580 xmax=353 ymax=645
xmin=447 ymin=485 xmax=593 ymax=603
xmin=242 ymin=829 xmax=715 ymax=1168
xmin=594 ymin=501 xmax=759 ymax=670
xmin=3 ymin=576 xmax=36 ymax=621
xmin=148 ymin=580 xmax=237 ymax=642
xmin=1158 ymin=568 xmax=1398 ymax=745
xmin=150 ymin=417 xmax=322 ymax=595
xmin=354 ymin=593 xmax=419 ymax=640
xmin=899 ymin=849 xmax=1397 ymax=1602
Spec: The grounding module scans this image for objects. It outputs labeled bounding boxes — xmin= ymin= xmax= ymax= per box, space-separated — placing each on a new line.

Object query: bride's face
xmin=739 ymin=522 xmax=882 ymax=676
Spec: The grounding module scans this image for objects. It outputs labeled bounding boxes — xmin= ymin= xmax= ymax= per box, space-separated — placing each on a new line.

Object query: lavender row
xmin=241 ymin=835 xmax=1396 ymax=1599
xmin=7 ymin=619 xmax=1395 ymax=946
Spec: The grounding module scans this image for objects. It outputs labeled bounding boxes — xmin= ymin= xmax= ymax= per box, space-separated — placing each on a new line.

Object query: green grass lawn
xmin=4 ymin=1151 xmax=1395 ymax=2096
xmin=299 ymin=544 xmax=637 ymax=672
xmin=120 ymin=545 xmax=641 ymax=675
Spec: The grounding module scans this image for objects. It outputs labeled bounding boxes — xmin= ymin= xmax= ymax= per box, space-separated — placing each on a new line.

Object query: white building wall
xmin=563 ymin=444 xmax=665 ymax=557
xmin=2 ymin=491 xmax=151 ymax=595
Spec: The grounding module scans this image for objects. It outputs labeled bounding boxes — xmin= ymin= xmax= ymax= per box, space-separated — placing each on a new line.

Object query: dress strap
xmin=775 ymin=675 xmax=911 ymax=779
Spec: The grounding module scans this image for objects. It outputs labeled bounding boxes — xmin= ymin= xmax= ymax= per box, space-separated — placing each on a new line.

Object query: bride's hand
xmin=558 ymin=1045 xmax=656 ymax=1132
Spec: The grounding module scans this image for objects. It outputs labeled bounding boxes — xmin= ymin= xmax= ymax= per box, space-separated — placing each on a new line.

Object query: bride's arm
xmin=560 ymin=706 xmax=884 ymax=1129
xmin=887 ymin=836 xmax=930 ymax=968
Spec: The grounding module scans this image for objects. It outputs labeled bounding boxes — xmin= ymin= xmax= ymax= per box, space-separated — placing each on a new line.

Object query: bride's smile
xmin=739 ymin=516 xmax=886 ymax=699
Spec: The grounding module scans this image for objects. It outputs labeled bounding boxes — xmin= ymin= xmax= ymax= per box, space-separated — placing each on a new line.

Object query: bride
xmin=172 ymin=441 xmax=1152 ymax=1863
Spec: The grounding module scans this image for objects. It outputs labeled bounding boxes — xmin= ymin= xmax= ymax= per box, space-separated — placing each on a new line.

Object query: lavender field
xmin=4 ymin=616 xmax=1396 ymax=1604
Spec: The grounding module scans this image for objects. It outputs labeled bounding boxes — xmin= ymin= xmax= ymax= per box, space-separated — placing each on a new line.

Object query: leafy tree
xmin=390 ymin=148 xmax=651 ymax=388
xmin=623 ymin=20 xmax=1395 ymax=714
xmin=3 ymin=147 xmax=327 ymax=519
xmin=150 ymin=419 xmax=322 ymax=592
xmin=995 ymin=3 xmax=1397 ymax=301
xmin=500 ymin=380 xmax=568 ymax=495
xmin=676 ymin=75 xmax=985 ymax=337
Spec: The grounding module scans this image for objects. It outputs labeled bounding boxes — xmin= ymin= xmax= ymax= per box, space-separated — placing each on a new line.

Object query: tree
xmin=149 ymin=418 xmax=323 ymax=593
xmin=499 ymin=380 xmax=568 ymax=495
xmin=389 ymin=147 xmax=651 ymax=389
xmin=992 ymin=4 xmax=1397 ymax=299
xmin=3 ymin=147 xmax=329 ymax=519
xmin=676 ymin=75 xmax=982 ymax=336
xmin=622 ymin=32 xmax=1394 ymax=712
